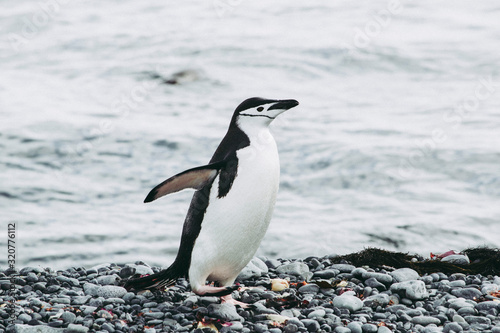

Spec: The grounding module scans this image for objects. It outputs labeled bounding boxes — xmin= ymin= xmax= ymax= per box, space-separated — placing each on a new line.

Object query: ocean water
xmin=1 ymin=0 xmax=499 ymax=270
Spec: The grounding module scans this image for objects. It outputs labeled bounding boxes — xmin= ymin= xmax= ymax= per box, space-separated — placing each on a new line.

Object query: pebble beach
xmin=2 ymin=250 xmax=500 ymax=333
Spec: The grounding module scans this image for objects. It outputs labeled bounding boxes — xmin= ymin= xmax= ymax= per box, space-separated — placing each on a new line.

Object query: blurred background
xmin=1 ymin=0 xmax=499 ymax=270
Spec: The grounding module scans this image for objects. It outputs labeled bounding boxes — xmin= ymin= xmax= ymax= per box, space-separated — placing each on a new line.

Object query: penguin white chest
xmin=189 ymin=129 xmax=280 ymax=285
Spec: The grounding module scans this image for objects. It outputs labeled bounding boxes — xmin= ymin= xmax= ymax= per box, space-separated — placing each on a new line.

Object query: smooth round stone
xmin=18 ymin=313 xmax=31 ymax=323
xmin=96 ymin=286 xmax=127 ymax=299
xmin=443 ymin=322 xmax=463 ymax=333
xmin=449 ymin=298 xmax=475 ymax=310
xmin=96 ymin=274 xmax=119 ymax=286
xmin=364 ymin=278 xmax=386 ymax=290
xmin=363 ymin=294 xmax=390 ymax=308
xmin=390 ymin=268 xmax=419 ymax=282
xmin=390 ymin=280 xmax=429 ymax=300
xmin=441 ymin=255 xmax=470 ymax=265
xmin=124 ymin=264 xmax=154 ymax=276
xmin=50 ymin=297 xmax=71 ymax=305
xmin=464 ymin=316 xmax=491 ymax=325
xmin=71 ymin=296 xmax=91 ymax=305
xmin=330 ymin=264 xmax=356 ymax=273
xmin=451 ymin=288 xmax=482 ymax=300
xmin=449 ymin=280 xmax=466 ymax=288
xmin=361 ymin=323 xmax=378 ymax=333
xmin=237 ymin=258 xmax=267 ymax=281
xmin=299 ymin=284 xmax=320 ymax=294
xmin=377 ymin=326 xmax=392 ymax=333
xmin=475 ymin=301 xmax=499 ymax=311
xmin=361 ymin=272 xmax=393 ymax=285
xmin=208 ymin=303 xmax=243 ymax=322
xmin=276 ymin=262 xmax=309 ymax=276
xmin=283 ymin=323 xmax=299 ymax=333
xmin=452 ymin=314 xmax=466 ymax=323
xmin=301 ymin=319 xmax=320 ymax=332
xmin=351 ymin=268 xmax=367 ymax=278
xmin=314 ymin=269 xmax=339 ymax=279
xmin=332 ymin=293 xmax=363 ymax=312
xmin=411 ymin=316 xmax=441 ymax=326
xmin=144 ymin=312 xmax=164 ymax=319
xmin=66 ymin=324 xmax=90 ymax=333
xmin=83 ymin=283 xmax=100 ymax=296
xmin=307 ymin=309 xmax=326 ymax=318
xmin=61 ymin=311 xmax=77 ymax=323
xmin=347 ymin=322 xmax=362 ymax=333
xmin=334 ymin=327 xmax=350 ymax=333
xmin=457 ymin=307 xmax=476 ymax=316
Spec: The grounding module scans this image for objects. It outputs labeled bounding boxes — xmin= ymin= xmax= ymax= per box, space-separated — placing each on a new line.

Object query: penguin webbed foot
xmin=193 ymin=284 xmax=239 ymax=297
xmin=221 ymin=294 xmax=251 ymax=309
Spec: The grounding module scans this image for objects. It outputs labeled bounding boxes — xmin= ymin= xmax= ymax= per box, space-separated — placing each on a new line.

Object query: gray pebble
xmin=362 ymin=271 xmax=393 ymax=285
xmin=61 ymin=311 xmax=76 ymax=323
xmin=332 ymin=293 xmax=363 ymax=312
xmin=443 ymin=322 xmax=463 ymax=333
xmin=464 ymin=315 xmax=491 ymax=325
xmin=125 ymin=263 xmax=154 ymax=276
xmin=308 ymin=309 xmax=326 ymax=318
xmin=331 ymin=264 xmax=356 ymax=273
xmin=276 ymin=262 xmax=309 ymax=277
xmin=314 ymin=269 xmax=339 ymax=279
xmin=441 ymin=254 xmax=470 ymax=265
xmin=451 ymin=287 xmax=482 ymax=300
xmin=298 ymin=283 xmax=320 ymax=294
xmin=377 ymin=327 xmax=392 ymax=333
xmin=18 ymin=313 xmax=31 ymax=323
xmin=208 ymin=303 xmax=243 ymax=322
xmin=96 ymin=285 xmax=127 ymax=298
xmin=389 ymin=268 xmax=419 ymax=282
xmin=363 ymin=294 xmax=390 ymax=308
xmin=71 ymin=295 xmax=91 ymax=305
xmin=65 ymin=324 xmax=89 ymax=333
xmin=301 ymin=319 xmax=320 ymax=332
xmin=82 ymin=282 xmax=100 ymax=296
xmin=391 ymin=280 xmax=429 ymax=300
xmin=361 ymin=323 xmax=378 ymax=333
xmin=346 ymin=322 xmax=362 ymax=333
xmin=334 ymin=327 xmax=350 ymax=333
xmin=96 ymin=274 xmax=119 ymax=285
xmin=411 ymin=316 xmax=441 ymax=325
xmin=475 ymin=301 xmax=498 ymax=311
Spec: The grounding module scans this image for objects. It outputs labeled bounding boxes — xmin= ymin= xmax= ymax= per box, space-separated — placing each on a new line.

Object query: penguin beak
xmin=268 ymin=99 xmax=299 ymax=111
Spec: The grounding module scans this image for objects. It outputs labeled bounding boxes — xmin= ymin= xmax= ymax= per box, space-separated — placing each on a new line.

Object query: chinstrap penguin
xmin=123 ymin=97 xmax=299 ymax=306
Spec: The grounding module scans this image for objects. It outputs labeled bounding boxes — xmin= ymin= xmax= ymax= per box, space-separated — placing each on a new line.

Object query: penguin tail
xmin=122 ymin=266 xmax=180 ymax=292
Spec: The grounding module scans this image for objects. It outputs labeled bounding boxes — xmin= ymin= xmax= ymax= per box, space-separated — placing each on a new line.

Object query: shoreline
xmin=1 ymin=248 xmax=500 ymax=333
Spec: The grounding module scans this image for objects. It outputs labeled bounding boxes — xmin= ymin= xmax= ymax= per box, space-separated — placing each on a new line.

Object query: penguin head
xmin=232 ymin=97 xmax=299 ymax=127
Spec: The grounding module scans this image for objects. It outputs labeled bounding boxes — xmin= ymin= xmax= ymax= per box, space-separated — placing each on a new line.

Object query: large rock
xmin=276 ymin=262 xmax=309 ymax=277
xmin=390 ymin=280 xmax=429 ymax=300
xmin=96 ymin=285 xmax=127 ymax=298
xmin=390 ymin=268 xmax=419 ymax=282
xmin=332 ymin=292 xmax=363 ymax=312
xmin=7 ymin=325 xmax=64 ymax=333
xmin=207 ymin=303 xmax=244 ymax=322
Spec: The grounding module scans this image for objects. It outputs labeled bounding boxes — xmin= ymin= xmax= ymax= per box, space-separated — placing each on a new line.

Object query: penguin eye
xmin=257 ymin=107 xmax=264 ymax=112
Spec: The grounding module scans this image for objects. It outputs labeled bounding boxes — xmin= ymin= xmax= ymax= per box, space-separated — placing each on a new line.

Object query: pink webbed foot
xmin=221 ymin=294 xmax=250 ymax=308
xmin=192 ymin=284 xmax=238 ymax=297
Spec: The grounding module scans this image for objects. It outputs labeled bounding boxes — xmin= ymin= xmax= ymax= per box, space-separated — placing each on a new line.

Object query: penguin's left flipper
xmin=144 ymin=161 xmax=226 ymax=203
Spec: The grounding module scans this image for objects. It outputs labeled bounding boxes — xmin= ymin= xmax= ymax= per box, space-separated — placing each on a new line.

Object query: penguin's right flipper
xmin=144 ymin=161 xmax=226 ymax=203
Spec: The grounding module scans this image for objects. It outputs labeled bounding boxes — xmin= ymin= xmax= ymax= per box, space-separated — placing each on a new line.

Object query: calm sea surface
xmin=1 ymin=0 xmax=499 ymax=269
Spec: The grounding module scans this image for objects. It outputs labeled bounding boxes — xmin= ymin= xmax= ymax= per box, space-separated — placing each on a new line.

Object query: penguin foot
xmin=192 ymin=284 xmax=239 ymax=297
xmin=221 ymin=294 xmax=250 ymax=308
